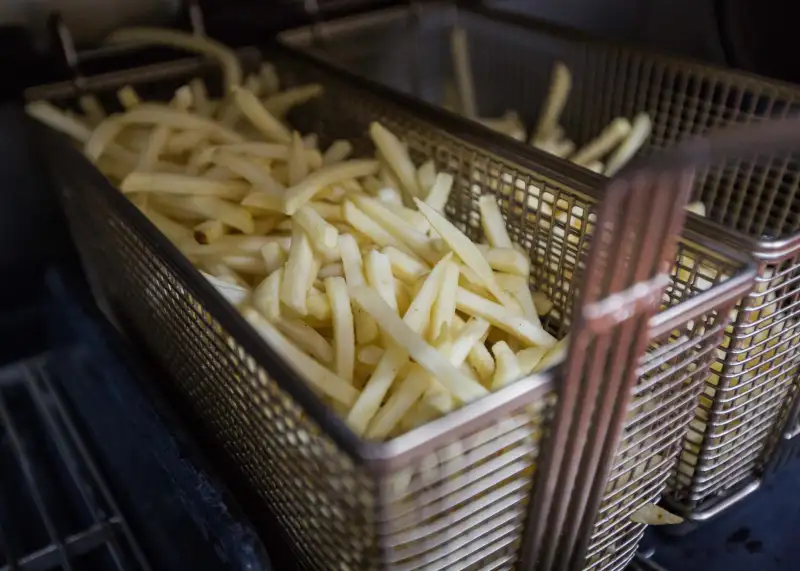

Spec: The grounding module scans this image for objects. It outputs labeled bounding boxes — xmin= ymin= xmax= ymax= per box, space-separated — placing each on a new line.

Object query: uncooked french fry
xmin=429 ymin=261 xmax=460 ymax=343
xmin=121 ymin=171 xmax=249 ymax=199
xmin=357 ymin=345 xmax=384 ymax=367
xmin=364 ymin=250 xmax=398 ymax=312
xmin=283 ymin=159 xmax=379 ymax=214
xmin=339 ymin=233 xmax=379 ymax=345
xmin=450 ymin=27 xmax=478 ymax=118
xmin=275 ymin=317 xmax=333 ymax=364
xmin=478 ymin=195 xmax=512 ymax=248
xmin=260 ymin=242 xmax=287 ymax=274
xmin=456 ymin=287 xmax=557 ymax=348
xmin=295 ymin=205 xmax=339 ymax=254
xmin=685 ymin=201 xmax=707 ymax=217
xmin=534 ymin=334 xmax=569 ymax=371
xmin=158 ymin=195 xmax=254 ymax=233
xmin=424 ymin=173 xmax=454 ymax=213
xmin=201 ymin=271 xmax=249 ymax=306
xmin=343 ymin=200 xmax=411 ymax=253
xmin=532 ymin=291 xmax=554 ymax=316
xmin=483 ymin=247 xmax=531 ymax=277
xmin=491 ymin=341 xmax=523 ymax=389
xmin=233 ymin=86 xmax=292 ymax=143
xmin=532 ymin=62 xmax=572 ymax=143
xmin=117 ymin=85 xmax=141 ymax=109
xmin=518 ymin=346 xmax=549 ymax=375
xmin=280 ymin=223 xmax=315 ymax=315
xmin=116 ymin=105 xmax=243 ymax=143
xmin=351 ymin=286 xmax=488 ymax=402
xmin=366 ymin=364 xmax=430 ymax=439
xmin=322 ymin=140 xmax=353 ymax=165
xmin=325 ymin=276 xmax=355 ymax=383
xmin=417 ymin=160 xmax=437 ymax=191
xmin=604 ymin=113 xmax=653 ymax=176
xmin=244 ymin=309 xmax=358 ymax=407
xmin=572 ymin=117 xmax=632 ymax=166
xmin=264 ymin=84 xmax=324 ymax=117
xmin=194 ymin=220 xmax=225 ymax=244
xmin=369 ymin=122 xmax=422 ymax=198
xmin=288 ymin=131 xmax=308 ymax=185
xmin=26 ymin=101 xmax=93 ymax=143
xmin=253 ymin=268 xmax=283 ymax=321
xmin=629 ymin=503 xmax=684 ymax=525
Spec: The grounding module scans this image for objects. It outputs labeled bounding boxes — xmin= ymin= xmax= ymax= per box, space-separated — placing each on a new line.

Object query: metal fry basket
xmin=27 ymin=39 xmax=755 ymax=571
xmin=280 ymin=1 xmax=800 ymax=523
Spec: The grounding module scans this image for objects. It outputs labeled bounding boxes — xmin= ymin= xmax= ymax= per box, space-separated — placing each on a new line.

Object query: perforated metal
xmin=281 ymin=2 xmax=800 ymax=522
xmin=30 ymin=44 xmax=750 ymax=570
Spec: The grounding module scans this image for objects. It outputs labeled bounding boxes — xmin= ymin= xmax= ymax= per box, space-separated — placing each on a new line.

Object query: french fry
xmin=349 ymin=194 xmax=437 ymax=262
xmin=478 ymin=195 xmax=512 ymax=248
xmin=352 ymin=286 xmax=488 ymax=402
xmin=342 ymin=200 xmax=411 ymax=254
xmin=365 ymin=364 xmax=430 ymax=439
xmin=194 ymin=220 xmax=225 ymax=244
xmin=283 ymin=160 xmax=380 ymax=214
xmin=456 ymin=287 xmax=557 ymax=348
xmin=604 ymin=113 xmax=653 ymax=176
xmin=275 ymin=317 xmax=334 ymax=364
xmin=244 ymin=309 xmax=358 ymax=407
xmin=532 ymin=291 xmax=554 ymax=316
xmin=491 ymin=341 xmax=524 ymax=389
xmin=685 ymin=201 xmax=707 ymax=217
xmin=517 ymin=346 xmax=548 ymax=375
xmin=483 ymin=247 xmax=531 ymax=277
xmin=534 ymin=334 xmax=570 ymax=371
xmin=364 ymin=250 xmax=398 ymax=312
xmin=157 ymin=195 xmax=254 ymax=234
xmin=26 ymin=101 xmax=93 ymax=143
xmin=288 ymin=131 xmax=309 ymax=185
xmin=259 ymin=62 xmax=280 ymax=96
xmin=322 ymin=140 xmax=353 ymax=165
xmin=209 ymin=150 xmax=276 ymax=187
xmin=357 ymin=345 xmax=384 ymax=367
xmin=532 ymin=61 xmax=572 ymax=143
xmin=629 ymin=503 xmax=684 ymax=525
xmin=417 ymin=159 xmax=437 ymax=192
xmin=307 ymin=287 xmax=331 ymax=322
xmin=78 ymin=94 xmax=106 ymax=126
xmin=280 ymin=223 xmax=315 ymax=315
xmin=108 ymin=27 xmax=243 ymax=91
xmin=121 ymin=172 xmax=249 ymax=200
xmin=117 ymin=85 xmax=141 ymax=110
xmin=116 ymin=105 xmax=244 ymax=143
xmin=429 ymin=261 xmax=460 ymax=343
xmin=295 ymin=204 xmax=339 ymax=254
xmin=260 ymin=242 xmax=287 ymax=274
xmin=572 ymin=117 xmax=632 ymax=166
xmin=339 ymin=234 xmax=379 ymax=345
xmin=253 ymin=268 xmax=283 ymax=321
xmin=263 ymin=84 xmax=324 ymax=117
xmin=201 ymin=271 xmax=249 ymax=306
xmin=233 ymin=86 xmax=292 ymax=143
xmin=369 ymin=122 xmax=422 ymax=198
xmin=450 ymin=27 xmax=478 ymax=118
xmin=325 ymin=277 xmax=355 ymax=383
xmin=346 ymin=254 xmax=451 ymax=434
xmin=424 ymin=172 xmax=454 ymax=212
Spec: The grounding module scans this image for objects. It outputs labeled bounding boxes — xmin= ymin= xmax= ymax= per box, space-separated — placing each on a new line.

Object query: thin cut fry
xmin=429 ymin=261 xmax=460 ymax=343
xmin=108 ymin=27 xmax=243 ymax=91
xmin=353 ymin=286 xmax=488 ymax=402
xmin=417 ymin=160 xmax=437 ymax=191
xmin=532 ymin=291 xmax=554 ymax=316
xmin=121 ymin=172 xmax=248 ymax=200
xmin=339 ymin=234 xmax=379 ymax=345
xmin=534 ymin=334 xmax=569 ymax=371
xmin=357 ymin=345 xmax=384 ymax=367
xmin=604 ymin=113 xmax=653 ymax=176
xmin=275 ymin=317 xmax=334 ymax=364
xmin=280 ymin=223 xmax=315 ymax=315
xmin=288 ymin=131 xmax=309 ymax=185
xmin=491 ymin=341 xmax=523 ymax=389
xmin=456 ymin=287 xmax=557 ymax=347
xmin=424 ymin=173 xmax=455 ymax=212
xmin=369 ymin=122 xmax=422 ymax=198
xmin=325 ymin=276 xmax=355 ymax=383
xmin=450 ymin=27 xmax=478 ymax=118
xmin=366 ymin=365 xmax=429 ymax=439
xmin=264 ymin=84 xmax=324 ymax=116
xmin=194 ymin=220 xmax=225 ymax=244
xmin=244 ymin=309 xmax=358 ymax=407
xmin=532 ymin=62 xmax=572 ymax=143
xmin=253 ymin=268 xmax=283 ymax=321
xmin=201 ymin=271 xmax=249 ymax=306
xmin=117 ymin=85 xmax=141 ymax=109
xmin=572 ymin=117 xmax=632 ymax=166
xmin=478 ymin=195 xmax=512 ymax=248
xmin=483 ymin=247 xmax=531 ymax=277
xmin=233 ymin=86 xmax=292 ymax=143
xmin=364 ymin=250 xmax=398 ymax=312
xmin=283 ymin=159 xmax=379 ymax=214
xmin=295 ymin=205 xmax=339 ymax=252
xmin=260 ymin=242 xmax=287 ymax=274
xmin=322 ymin=140 xmax=353 ymax=165
xmin=26 ymin=101 xmax=93 ymax=143
xmin=78 ymin=94 xmax=106 ymax=125
xmin=342 ymin=200 xmax=410 ymax=253
xmin=518 ymin=346 xmax=548 ymax=375
xmin=160 ymin=195 xmax=253 ymax=233
xmin=116 ymin=105 xmax=243 ymax=143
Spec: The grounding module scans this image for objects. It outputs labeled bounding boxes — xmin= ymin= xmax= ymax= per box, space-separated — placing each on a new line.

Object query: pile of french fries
xmin=448 ymin=27 xmax=653 ymax=177
xmin=27 ymin=28 xmax=568 ymax=441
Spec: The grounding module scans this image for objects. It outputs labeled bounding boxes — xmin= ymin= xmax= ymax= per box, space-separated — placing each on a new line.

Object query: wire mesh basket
xmin=280 ymin=1 xmax=800 ymax=522
xmin=26 ymin=40 xmax=754 ymax=571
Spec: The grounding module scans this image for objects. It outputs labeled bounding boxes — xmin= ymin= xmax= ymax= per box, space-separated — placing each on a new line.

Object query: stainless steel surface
xmin=27 ymin=37 xmax=753 ymax=571
xmin=280 ymin=1 xmax=800 ymax=526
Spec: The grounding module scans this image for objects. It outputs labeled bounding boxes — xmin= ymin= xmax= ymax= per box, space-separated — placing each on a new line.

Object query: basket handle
xmin=520 ymin=116 xmax=800 ymax=571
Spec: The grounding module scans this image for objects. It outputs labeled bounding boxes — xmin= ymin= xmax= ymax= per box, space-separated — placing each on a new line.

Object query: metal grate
xmin=0 ymin=352 xmax=150 ymax=571
xmin=279 ymin=1 xmax=800 ymax=523
xmin=26 ymin=42 xmax=753 ymax=571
